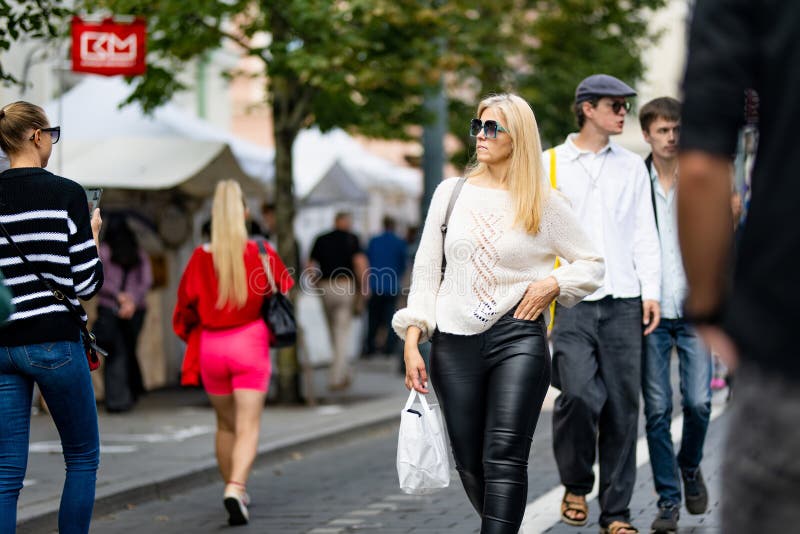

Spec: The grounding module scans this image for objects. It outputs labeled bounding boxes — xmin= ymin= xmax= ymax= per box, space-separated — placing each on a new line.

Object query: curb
xmin=16 ymin=404 xmax=401 ymax=533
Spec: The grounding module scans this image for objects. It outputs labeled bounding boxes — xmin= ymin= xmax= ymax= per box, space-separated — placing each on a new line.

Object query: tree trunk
xmin=271 ymin=76 xmax=302 ymax=404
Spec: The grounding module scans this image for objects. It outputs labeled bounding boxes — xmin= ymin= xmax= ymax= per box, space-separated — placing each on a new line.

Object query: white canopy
xmin=43 ymin=76 xmax=420 ymax=199
xmin=55 ymin=137 xmax=263 ymax=196
xmin=42 ymin=76 xmax=266 ymax=195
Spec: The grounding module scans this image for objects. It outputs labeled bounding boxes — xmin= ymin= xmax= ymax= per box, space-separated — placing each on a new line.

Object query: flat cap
xmin=575 ymin=74 xmax=636 ymax=103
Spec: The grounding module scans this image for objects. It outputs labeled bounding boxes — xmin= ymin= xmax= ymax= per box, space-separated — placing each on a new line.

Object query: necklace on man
xmin=576 ymin=149 xmax=609 ymax=188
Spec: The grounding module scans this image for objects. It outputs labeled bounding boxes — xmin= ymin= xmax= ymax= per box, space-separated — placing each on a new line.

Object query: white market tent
xmin=43 ymin=75 xmax=421 ymax=202
xmin=42 ymin=76 xmax=267 ymax=196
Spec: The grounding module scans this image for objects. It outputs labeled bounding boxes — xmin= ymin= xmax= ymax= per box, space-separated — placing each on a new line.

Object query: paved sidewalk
xmin=17 ymin=357 xmax=408 ymax=533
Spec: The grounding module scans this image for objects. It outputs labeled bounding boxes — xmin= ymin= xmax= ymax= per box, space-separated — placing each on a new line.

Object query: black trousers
xmin=94 ymin=306 xmax=146 ymax=412
xmin=551 ymin=297 xmax=642 ymax=527
xmin=365 ymin=293 xmax=400 ymax=355
xmin=430 ymin=311 xmax=551 ymax=534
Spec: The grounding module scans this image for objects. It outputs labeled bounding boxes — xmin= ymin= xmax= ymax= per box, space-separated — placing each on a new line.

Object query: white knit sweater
xmin=392 ymin=177 xmax=605 ymax=343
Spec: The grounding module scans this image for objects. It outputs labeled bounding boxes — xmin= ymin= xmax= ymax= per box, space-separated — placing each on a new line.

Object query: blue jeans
xmin=642 ymin=318 xmax=711 ymax=507
xmin=0 ymin=340 xmax=100 ymax=533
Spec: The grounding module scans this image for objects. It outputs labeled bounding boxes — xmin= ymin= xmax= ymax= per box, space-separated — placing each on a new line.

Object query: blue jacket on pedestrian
xmin=367 ymin=231 xmax=408 ymax=296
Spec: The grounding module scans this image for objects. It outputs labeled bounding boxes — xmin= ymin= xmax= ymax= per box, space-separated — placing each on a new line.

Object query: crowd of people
xmin=2 ymin=1 xmax=798 ymax=532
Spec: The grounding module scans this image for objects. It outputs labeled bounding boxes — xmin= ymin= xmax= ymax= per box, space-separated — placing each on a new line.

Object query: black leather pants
xmin=430 ymin=310 xmax=551 ymax=534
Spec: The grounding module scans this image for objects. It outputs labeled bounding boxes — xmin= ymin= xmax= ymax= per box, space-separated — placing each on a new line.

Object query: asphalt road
xmin=89 ymin=394 xmax=727 ymax=533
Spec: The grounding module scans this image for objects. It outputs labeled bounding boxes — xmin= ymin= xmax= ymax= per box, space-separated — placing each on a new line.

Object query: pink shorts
xmin=200 ymin=320 xmax=271 ymax=395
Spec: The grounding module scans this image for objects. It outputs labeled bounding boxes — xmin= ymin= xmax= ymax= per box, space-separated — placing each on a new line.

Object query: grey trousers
xmin=722 ymin=363 xmax=800 ymax=533
xmin=318 ymin=278 xmax=356 ymax=387
xmin=551 ymin=297 xmax=642 ymax=526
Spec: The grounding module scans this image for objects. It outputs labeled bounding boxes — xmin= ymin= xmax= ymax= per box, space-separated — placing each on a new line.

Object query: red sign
xmin=71 ymin=17 xmax=146 ymax=76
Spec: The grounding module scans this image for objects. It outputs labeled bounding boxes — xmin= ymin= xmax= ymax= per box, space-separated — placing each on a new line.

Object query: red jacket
xmin=173 ymin=240 xmax=294 ymax=385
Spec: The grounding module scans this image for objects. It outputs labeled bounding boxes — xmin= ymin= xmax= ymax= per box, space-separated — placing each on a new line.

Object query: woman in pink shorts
xmin=173 ymin=180 xmax=293 ymax=526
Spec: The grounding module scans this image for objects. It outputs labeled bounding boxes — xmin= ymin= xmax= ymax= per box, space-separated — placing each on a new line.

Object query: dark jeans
xmin=365 ymin=293 xmax=400 ymax=355
xmin=94 ymin=306 xmax=146 ymax=412
xmin=0 ymin=339 xmax=100 ymax=533
xmin=643 ymin=318 xmax=712 ymax=507
xmin=430 ymin=311 xmax=551 ymax=534
xmin=722 ymin=363 xmax=800 ymax=533
xmin=551 ymin=297 xmax=642 ymax=527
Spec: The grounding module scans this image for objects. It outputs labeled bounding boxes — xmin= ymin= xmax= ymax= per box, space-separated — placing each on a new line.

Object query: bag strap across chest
xmin=439 ymin=177 xmax=467 ymax=281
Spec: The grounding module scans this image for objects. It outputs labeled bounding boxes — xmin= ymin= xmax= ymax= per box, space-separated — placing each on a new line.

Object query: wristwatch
xmin=682 ymin=303 xmax=725 ymax=326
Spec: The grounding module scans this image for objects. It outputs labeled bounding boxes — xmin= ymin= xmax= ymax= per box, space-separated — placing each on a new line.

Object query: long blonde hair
xmin=210 ymin=180 xmax=249 ymax=309
xmin=465 ymin=94 xmax=547 ymax=234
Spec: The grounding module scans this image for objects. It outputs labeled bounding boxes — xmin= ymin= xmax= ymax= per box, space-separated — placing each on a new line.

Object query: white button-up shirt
xmin=543 ymin=134 xmax=661 ymax=302
xmin=649 ymin=163 xmax=687 ymax=318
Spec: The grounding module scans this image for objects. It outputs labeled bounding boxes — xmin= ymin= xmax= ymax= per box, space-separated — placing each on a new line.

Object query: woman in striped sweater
xmin=0 ymin=101 xmax=103 ymax=533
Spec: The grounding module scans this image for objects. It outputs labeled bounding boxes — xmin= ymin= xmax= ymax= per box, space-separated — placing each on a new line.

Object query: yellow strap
xmin=548 ymin=148 xmax=559 ymax=333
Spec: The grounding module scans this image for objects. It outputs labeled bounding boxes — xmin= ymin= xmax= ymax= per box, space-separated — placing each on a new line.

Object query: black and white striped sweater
xmin=0 ymin=167 xmax=104 ymax=347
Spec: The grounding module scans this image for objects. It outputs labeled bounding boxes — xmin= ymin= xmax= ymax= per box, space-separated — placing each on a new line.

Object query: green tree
xmin=81 ymin=0 xmax=466 ymax=402
xmin=0 ymin=0 xmax=71 ymax=86
xmin=20 ymin=0 xmax=662 ymax=401
xmin=518 ymin=0 xmax=667 ymax=146
xmin=434 ymin=0 xmax=665 ymax=165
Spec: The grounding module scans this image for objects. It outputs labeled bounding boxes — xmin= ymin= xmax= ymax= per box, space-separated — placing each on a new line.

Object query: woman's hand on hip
xmin=404 ymin=344 xmax=428 ymax=394
xmin=514 ymin=276 xmax=560 ymax=320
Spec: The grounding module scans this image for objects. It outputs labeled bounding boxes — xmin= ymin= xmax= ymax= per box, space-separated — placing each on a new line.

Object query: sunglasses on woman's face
xmin=29 ymin=126 xmax=61 ymax=144
xmin=470 ymin=118 xmax=509 ymax=139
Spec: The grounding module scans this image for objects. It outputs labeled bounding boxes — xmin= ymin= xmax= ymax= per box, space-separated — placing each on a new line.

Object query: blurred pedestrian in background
xmin=0 ymin=101 xmax=104 ymax=533
xmin=394 ymin=93 xmax=603 ymax=533
xmin=679 ymin=1 xmax=800 ymax=532
xmin=308 ymin=212 xmax=369 ymax=390
xmin=543 ymin=74 xmax=661 ymax=534
xmin=260 ymin=201 xmax=300 ymax=273
xmin=93 ymin=215 xmax=152 ymax=413
xmin=173 ymin=180 xmax=293 ymax=526
xmin=363 ymin=216 xmax=407 ymax=358
xmin=260 ymin=202 xmax=277 ymax=242
xmin=638 ymin=96 xmax=711 ymax=534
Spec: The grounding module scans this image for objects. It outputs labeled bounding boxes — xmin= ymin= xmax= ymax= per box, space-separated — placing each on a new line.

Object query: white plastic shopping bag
xmin=396 ymin=389 xmax=450 ymax=494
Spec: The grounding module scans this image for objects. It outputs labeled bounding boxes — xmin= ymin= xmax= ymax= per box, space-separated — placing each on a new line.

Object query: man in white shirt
xmin=544 ymin=74 xmax=661 ymax=534
xmin=639 ymin=97 xmax=712 ymax=534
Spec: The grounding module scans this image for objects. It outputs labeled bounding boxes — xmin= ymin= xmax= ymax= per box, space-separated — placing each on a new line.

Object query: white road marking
xmin=28 ymin=425 xmax=213 ymax=455
xmin=29 ymin=441 xmax=139 ymax=454
xmin=315 ymin=405 xmax=345 ymax=415
xmin=100 ymin=425 xmax=214 ymax=443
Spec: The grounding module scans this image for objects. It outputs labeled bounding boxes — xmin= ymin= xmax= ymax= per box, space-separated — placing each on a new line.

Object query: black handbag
xmin=256 ymin=240 xmax=297 ymax=348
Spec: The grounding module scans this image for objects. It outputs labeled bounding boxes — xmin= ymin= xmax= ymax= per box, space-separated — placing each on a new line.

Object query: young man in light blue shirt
xmin=640 ymin=97 xmax=712 ymax=534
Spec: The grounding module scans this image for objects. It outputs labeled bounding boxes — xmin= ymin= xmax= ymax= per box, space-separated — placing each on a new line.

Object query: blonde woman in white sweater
xmin=392 ymin=94 xmax=604 ymax=533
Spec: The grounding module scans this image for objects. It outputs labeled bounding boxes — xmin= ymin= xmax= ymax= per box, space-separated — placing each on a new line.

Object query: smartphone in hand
xmin=85 ymin=188 xmax=103 ymax=212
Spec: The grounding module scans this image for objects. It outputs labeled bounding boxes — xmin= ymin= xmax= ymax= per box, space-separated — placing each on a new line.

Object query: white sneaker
xmin=224 ymin=490 xmax=249 ymax=526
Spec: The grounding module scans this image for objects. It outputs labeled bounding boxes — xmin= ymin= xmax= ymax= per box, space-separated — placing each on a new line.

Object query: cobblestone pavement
xmin=90 ymin=392 xmax=728 ymax=533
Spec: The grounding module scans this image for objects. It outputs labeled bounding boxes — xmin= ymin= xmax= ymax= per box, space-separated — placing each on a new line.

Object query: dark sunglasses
xmin=606 ymin=100 xmax=632 ymax=114
xmin=470 ymin=118 xmax=509 ymax=139
xmin=29 ymin=126 xmax=60 ymax=144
